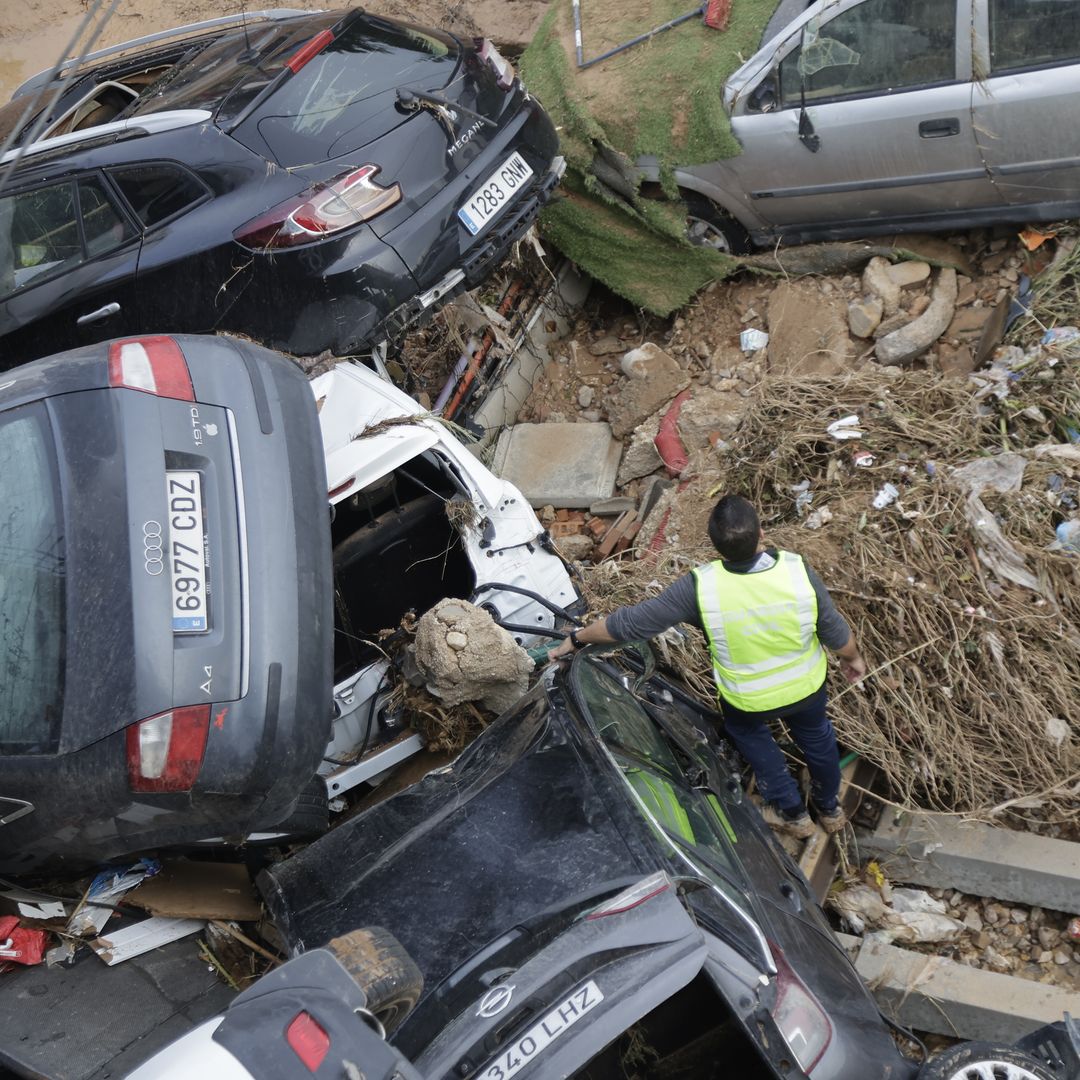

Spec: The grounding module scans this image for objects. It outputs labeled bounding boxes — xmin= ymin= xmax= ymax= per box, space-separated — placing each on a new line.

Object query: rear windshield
xmin=232 ymin=16 xmax=458 ymax=167
xmin=0 ymin=404 xmax=65 ymax=752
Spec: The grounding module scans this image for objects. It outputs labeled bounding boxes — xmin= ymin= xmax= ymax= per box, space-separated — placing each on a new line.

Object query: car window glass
xmin=779 ymin=0 xmax=956 ymax=106
xmin=78 ymin=177 xmax=134 ymax=256
xmin=989 ymin=0 xmax=1080 ymax=73
xmin=0 ymin=183 xmax=81 ymax=299
xmin=577 ymin=661 xmax=682 ymax=777
xmin=0 ymin=405 xmax=65 ymax=753
xmin=613 ymin=752 xmax=752 ymax=915
xmin=109 ymin=164 xmax=207 ymax=228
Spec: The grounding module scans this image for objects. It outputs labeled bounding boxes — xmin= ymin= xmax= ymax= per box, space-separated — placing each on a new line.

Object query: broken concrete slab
xmin=492 ymin=422 xmax=621 ymax=508
xmin=848 ymin=932 xmax=1078 ymax=1044
xmin=414 ymin=599 xmax=533 ymax=714
xmin=616 ymin=415 xmax=664 ymax=485
xmin=859 ymin=812 xmax=1080 ymax=913
xmin=554 ymin=533 xmax=594 ymax=561
xmin=589 ymin=496 xmax=636 ymax=516
xmin=876 ymin=267 xmax=958 ymax=366
xmin=767 ymin=281 xmax=856 ymax=377
xmin=676 ymin=387 xmax=748 ymax=450
xmin=609 ymin=343 xmax=690 ymax=438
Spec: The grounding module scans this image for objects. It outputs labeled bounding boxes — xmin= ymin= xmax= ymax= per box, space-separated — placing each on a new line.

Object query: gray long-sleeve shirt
xmin=606 ymin=549 xmax=851 ymax=649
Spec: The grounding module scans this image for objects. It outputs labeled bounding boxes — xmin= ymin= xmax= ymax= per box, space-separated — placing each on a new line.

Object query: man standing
xmin=551 ymin=494 xmax=866 ymax=838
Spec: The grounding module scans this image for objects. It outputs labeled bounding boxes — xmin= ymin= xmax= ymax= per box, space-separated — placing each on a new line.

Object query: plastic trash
xmin=852 ymin=449 xmax=875 ymax=468
xmin=1041 ymin=326 xmax=1080 ymax=347
xmin=739 ymin=328 xmax=769 ymax=353
xmin=1067 ymin=917 xmax=1080 ymax=941
xmin=872 ymin=482 xmax=899 ymax=510
xmin=826 ymin=415 xmax=863 ymax=440
xmin=1054 ymin=520 xmax=1080 ymax=553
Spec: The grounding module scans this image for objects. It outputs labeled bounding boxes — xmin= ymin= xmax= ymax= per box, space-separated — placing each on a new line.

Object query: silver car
xmin=645 ymin=0 xmax=1080 ymax=250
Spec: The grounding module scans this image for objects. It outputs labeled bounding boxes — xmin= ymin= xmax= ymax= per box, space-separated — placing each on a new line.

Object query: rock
xmin=414 ymin=598 xmax=533 ymax=714
xmin=577 ymin=385 xmax=594 ymax=409
xmin=873 ymin=311 xmax=911 ymax=339
xmin=937 ymin=344 xmax=975 ymax=379
xmin=589 ymin=335 xmax=625 ymax=356
xmin=886 ymin=260 xmax=931 ymax=287
xmin=983 ymin=946 xmax=1013 ymax=972
xmin=863 ymin=256 xmax=901 ymax=314
xmin=1040 ymin=950 xmax=1055 ymax=964
xmin=848 ymin=296 xmax=884 ymax=338
xmin=766 ymin=281 xmax=856 ymax=377
xmin=963 ymin=908 xmax=984 ymax=933
xmin=617 ymin=416 xmax=664 ymax=485
xmin=982 ymin=252 xmax=1007 ymax=273
xmin=1055 ymin=949 xmax=1072 ymax=965
xmin=1010 ymin=908 xmax=1028 ymax=924
xmin=908 ymin=294 xmax=932 ymax=318
xmin=946 ymin=306 xmax=994 ymax=341
xmin=1038 ymin=927 xmax=1060 ymax=950
xmin=957 ymin=280 xmax=978 ymax=307
xmin=876 ymin=267 xmax=958 ymax=366
xmin=676 ymin=387 xmax=749 ymax=450
xmin=610 ymin=344 xmax=690 ymax=437
xmin=554 ymin=534 xmax=594 ymax=561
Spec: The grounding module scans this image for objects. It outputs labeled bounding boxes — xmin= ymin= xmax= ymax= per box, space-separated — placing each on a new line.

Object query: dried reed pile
xmin=585 ymin=360 xmax=1080 ymax=822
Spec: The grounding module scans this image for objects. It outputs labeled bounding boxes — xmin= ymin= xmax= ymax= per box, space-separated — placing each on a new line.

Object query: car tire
xmin=916 ymin=1041 xmax=1057 ymax=1080
xmin=269 ymin=778 xmax=330 ymax=838
xmin=326 ymin=926 xmax=424 ymax=1035
xmin=683 ymin=192 xmax=751 ymax=255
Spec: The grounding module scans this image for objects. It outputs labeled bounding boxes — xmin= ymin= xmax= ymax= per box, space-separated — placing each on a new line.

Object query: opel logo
xmin=143 ymin=520 xmax=164 ymax=576
xmin=476 ymin=984 xmax=514 ymax=1019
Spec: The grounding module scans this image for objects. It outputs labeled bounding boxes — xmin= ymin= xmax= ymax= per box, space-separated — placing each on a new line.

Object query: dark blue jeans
xmin=719 ymin=684 xmax=841 ymax=815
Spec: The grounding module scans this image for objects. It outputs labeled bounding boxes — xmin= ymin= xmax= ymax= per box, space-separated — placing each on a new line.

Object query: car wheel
xmin=683 ymin=192 xmax=751 ymax=255
xmin=326 ymin=926 xmax=424 ymax=1035
xmin=268 ymin=778 xmax=330 ymax=838
xmin=916 ymin=1041 xmax=1057 ymax=1080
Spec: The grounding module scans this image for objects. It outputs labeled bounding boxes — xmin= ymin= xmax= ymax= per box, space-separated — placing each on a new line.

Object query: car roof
xmin=0 ymin=110 xmax=212 ymax=170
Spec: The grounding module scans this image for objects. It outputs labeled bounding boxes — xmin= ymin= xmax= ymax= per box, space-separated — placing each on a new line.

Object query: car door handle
xmin=0 ymin=798 xmax=34 ymax=826
xmin=76 ymin=302 xmax=121 ymax=326
xmin=919 ymin=117 xmax=960 ymax=138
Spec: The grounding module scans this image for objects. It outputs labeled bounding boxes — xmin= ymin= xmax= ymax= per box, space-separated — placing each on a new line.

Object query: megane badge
xmin=477 ymin=984 xmax=515 ymax=1018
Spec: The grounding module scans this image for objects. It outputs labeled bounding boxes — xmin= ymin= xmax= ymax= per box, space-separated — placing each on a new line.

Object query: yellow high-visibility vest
xmin=693 ymin=551 xmax=827 ymax=712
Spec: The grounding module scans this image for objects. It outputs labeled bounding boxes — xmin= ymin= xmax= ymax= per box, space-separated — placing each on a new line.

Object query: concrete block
xmin=491 ymin=422 xmax=621 ymax=509
xmin=852 ymin=934 xmax=1076 ymax=1043
xmin=859 ymin=812 xmax=1080 ymax=912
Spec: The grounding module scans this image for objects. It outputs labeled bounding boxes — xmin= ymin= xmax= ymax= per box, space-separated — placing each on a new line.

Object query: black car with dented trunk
xmin=0 ymin=8 xmax=562 ymax=365
xmin=260 ymin=644 xmax=923 ymax=1080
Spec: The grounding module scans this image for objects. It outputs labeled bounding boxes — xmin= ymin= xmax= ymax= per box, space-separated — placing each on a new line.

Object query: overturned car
xmin=0 ymin=334 xmax=576 ymax=874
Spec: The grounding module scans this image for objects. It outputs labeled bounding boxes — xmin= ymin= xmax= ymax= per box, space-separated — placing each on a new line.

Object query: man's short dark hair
xmin=708 ymin=494 xmax=760 ymax=561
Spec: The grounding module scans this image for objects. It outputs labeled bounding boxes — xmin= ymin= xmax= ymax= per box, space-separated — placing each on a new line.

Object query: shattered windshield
xmin=0 ymin=404 xmax=65 ymax=752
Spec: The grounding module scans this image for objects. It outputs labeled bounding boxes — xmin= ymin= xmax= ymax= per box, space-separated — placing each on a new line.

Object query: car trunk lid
xmin=47 ymin=386 xmax=242 ymax=751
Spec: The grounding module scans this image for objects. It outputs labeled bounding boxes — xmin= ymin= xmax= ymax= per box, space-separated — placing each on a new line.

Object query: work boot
xmin=817 ymin=805 xmax=848 ymax=834
xmin=761 ymin=804 xmax=816 ymax=840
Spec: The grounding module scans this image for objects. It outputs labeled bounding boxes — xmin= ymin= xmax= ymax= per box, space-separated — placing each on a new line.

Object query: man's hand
xmin=548 ymin=636 xmax=576 ymax=660
xmin=840 ymin=653 xmax=867 ymax=683
xmin=835 ymin=636 xmax=867 ymax=683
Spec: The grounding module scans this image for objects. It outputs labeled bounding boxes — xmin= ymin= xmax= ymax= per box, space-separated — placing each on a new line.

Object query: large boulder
xmin=414 ymin=599 xmax=533 ymax=714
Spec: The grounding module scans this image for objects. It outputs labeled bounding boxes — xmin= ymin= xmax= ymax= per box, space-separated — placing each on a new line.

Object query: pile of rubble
xmin=489 ymin=228 xmax=1080 ymax=823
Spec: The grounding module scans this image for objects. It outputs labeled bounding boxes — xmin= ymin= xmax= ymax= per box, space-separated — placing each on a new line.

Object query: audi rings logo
xmin=476 ymin=984 xmax=514 ymax=1018
xmin=143 ymin=521 xmax=164 ymax=576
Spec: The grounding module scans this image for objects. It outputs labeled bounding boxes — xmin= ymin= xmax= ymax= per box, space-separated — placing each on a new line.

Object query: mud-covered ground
xmin=0 ymin=0 xmax=550 ymax=103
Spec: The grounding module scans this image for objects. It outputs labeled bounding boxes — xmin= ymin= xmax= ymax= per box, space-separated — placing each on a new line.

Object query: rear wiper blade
xmin=396 ymin=87 xmax=496 ymax=129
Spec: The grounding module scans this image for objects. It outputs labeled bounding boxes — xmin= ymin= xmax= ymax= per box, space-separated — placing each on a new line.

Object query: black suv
xmin=0 ymin=9 xmax=563 ymax=366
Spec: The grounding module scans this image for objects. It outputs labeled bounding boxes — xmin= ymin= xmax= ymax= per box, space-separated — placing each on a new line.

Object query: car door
xmin=0 ymin=174 xmax=141 ymax=368
xmin=720 ymin=0 xmax=999 ymax=233
xmin=971 ymin=0 xmax=1080 ymax=208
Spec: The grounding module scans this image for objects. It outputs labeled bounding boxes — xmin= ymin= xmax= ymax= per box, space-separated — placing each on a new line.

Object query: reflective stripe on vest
xmin=693 ymin=551 xmax=827 ymax=712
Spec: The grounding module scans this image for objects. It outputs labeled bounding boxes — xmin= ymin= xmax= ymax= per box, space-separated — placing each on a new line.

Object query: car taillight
xmin=233 ymin=166 xmax=402 ymax=250
xmin=475 ymin=38 xmax=514 ymax=90
xmin=771 ymin=944 xmax=832 ymax=1073
xmin=108 ymin=336 xmax=194 ymax=401
xmin=126 ymin=706 xmax=210 ymax=792
xmin=286 ymin=1011 xmax=330 ymax=1071
xmin=586 ymin=871 xmax=672 ymax=919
